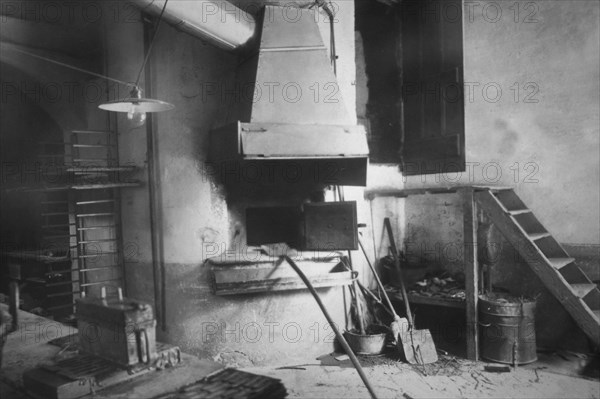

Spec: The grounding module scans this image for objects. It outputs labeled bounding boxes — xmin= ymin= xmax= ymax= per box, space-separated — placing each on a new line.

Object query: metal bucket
xmin=479 ymin=294 xmax=537 ymax=365
xmin=343 ymin=325 xmax=389 ymax=356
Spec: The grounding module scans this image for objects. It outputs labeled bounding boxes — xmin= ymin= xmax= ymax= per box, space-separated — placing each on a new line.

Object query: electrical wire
xmin=1 ymin=43 xmax=133 ymax=88
xmin=134 ymin=0 xmax=169 ymax=89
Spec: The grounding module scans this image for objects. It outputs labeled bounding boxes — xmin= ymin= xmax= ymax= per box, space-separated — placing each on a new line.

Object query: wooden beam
xmin=364 ymin=185 xmax=513 ymax=200
xmin=462 ymin=187 xmax=479 ymax=360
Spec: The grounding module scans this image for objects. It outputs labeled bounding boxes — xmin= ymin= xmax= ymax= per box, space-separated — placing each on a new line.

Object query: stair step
xmin=494 ymin=190 xmax=529 ymax=212
xmin=536 ymin=236 xmax=570 ymax=259
xmin=508 ymin=209 xmax=532 ymax=215
xmin=548 ymin=257 xmax=576 ymax=269
xmin=475 ymin=186 xmax=514 ymax=192
xmin=514 ymin=212 xmax=548 ymax=236
xmin=570 ymin=283 xmax=596 ymax=298
xmin=475 ymin=188 xmax=600 ymax=348
xmin=528 ymin=232 xmax=551 ymax=241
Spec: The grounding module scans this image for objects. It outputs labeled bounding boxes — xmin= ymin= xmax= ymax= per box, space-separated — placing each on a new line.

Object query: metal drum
xmin=479 ymin=294 xmax=537 ymax=365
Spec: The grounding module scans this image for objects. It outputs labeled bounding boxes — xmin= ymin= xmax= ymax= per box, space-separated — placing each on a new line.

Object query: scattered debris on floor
xmin=242 ymin=349 xmax=600 ymax=399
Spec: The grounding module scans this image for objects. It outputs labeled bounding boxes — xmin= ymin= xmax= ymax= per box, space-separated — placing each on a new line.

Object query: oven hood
xmin=210 ymin=5 xmax=369 ymax=186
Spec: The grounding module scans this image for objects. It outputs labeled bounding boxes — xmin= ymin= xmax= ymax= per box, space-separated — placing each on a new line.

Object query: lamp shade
xmin=98 ymin=98 xmax=175 ymax=113
xmin=98 ymin=87 xmax=174 ymax=113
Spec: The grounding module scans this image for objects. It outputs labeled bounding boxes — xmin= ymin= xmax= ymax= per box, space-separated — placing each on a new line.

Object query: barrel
xmin=479 ymin=294 xmax=537 ymax=365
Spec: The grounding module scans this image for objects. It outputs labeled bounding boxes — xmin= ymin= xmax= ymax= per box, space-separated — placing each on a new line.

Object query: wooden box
xmin=76 ymin=297 xmax=156 ymax=366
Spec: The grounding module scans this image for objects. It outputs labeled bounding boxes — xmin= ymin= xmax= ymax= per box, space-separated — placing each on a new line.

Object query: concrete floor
xmin=2 ymin=350 xmax=599 ymax=398
xmin=242 ymin=352 xmax=600 ymax=399
xmin=1 ymin=304 xmax=598 ymax=399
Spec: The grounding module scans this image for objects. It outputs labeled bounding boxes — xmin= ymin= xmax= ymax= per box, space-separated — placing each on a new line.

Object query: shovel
xmin=384 ymin=218 xmax=438 ymax=364
xmin=357 ymin=234 xmax=407 ymax=347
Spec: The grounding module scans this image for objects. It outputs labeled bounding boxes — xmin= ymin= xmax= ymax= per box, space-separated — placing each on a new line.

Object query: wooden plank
xmin=364 ymin=187 xmax=461 ymax=200
xmin=508 ymin=209 xmax=531 ymax=216
xmin=212 ymin=261 xmax=342 ymax=284
xmin=494 ymin=190 xmax=528 ymax=212
xmin=559 ymin=262 xmax=594 ymax=284
xmin=476 ymin=190 xmax=599 ymax=347
xmin=512 ymin=212 xmax=548 ymax=236
xmin=462 ymin=187 xmax=479 ymax=361
xmin=528 ymin=232 xmax=551 ymax=241
xmin=67 ymin=166 xmax=137 ymax=173
xmin=71 ymin=130 xmax=112 ymax=134
xmin=214 ymin=271 xmax=354 ymax=295
xmin=240 ymin=123 xmax=368 ymax=158
xmin=583 ymin=288 xmax=600 ymax=311
xmin=548 ymin=257 xmax=576 ymax=270
xmin=535 ymin=236 xmax=571 ymax=259
xmin=472 ymin=186 xmax=514 ymax=192
xmin=387 ymin=291 xmax=466 ymax=309
xmin=4 ymin=251 xmax=70 ymax=263
xmin=570 ymin=284 xmax=597 ymax=298
xmin=364 ymin=185 xmax=513 ymax=200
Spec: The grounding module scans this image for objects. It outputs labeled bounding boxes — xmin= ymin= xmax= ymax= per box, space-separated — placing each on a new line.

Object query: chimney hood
xmin=210 ymin=5 xmax=369 ymax=187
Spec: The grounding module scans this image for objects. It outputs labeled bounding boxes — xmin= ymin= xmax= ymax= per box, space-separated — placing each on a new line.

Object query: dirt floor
xmin=2 ymin=349 xmax=599 ymax=398
xmin=242 ymin=351 xmax=600 ymax=399
xmin=1 ymin=303 xmax=598 ymax=399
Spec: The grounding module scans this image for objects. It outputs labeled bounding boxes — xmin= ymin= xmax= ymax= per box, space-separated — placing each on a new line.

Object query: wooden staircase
xmin=475 ymin=188 xmax=600 ymax=348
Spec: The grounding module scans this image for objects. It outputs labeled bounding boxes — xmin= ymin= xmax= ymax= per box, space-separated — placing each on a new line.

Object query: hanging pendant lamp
xmin=4 ymin=0 xmax=174 ymax=126
xmin=98 ymin=86 xmax=174 ymax=125
xmin=98 ymin=0 xmax=173 ymax=123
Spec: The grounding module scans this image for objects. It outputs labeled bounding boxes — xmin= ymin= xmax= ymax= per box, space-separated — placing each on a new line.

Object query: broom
xmin=336 ymin=185 xmax=371 ymax=334
xmin=342 ymin=256 xmax=372 ymax=334
xmin=357 ymin=234 xmax=407 ymax=347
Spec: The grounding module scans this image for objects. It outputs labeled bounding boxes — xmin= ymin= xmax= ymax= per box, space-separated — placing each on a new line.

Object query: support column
xmin=462 ymin=187 xmax=479 ymax=360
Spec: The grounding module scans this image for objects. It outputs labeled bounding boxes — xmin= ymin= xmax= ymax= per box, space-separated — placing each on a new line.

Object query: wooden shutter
xmin=400 ymin=0 xmax=465 ymax=175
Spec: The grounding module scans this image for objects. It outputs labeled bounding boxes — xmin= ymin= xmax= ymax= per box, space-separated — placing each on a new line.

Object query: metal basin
xmin=343 ymin=325 xmax=389 ymax=356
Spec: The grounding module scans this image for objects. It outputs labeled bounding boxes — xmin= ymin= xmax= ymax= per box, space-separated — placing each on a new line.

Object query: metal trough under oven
xmin=209 ymin=251 xmax=355 ymax=295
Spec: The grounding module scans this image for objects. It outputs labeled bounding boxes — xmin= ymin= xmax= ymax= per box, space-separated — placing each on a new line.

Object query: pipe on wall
xmin=131 ymin=0 xmax=257 ymax=51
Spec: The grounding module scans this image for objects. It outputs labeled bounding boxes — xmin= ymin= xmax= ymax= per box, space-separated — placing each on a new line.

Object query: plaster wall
xmin=110 ymin=1 xmax=358 ymax=365
xmin=361 ymin=0 xmax=599 ymax=350
xmin=401 ymin=0 xmax=600 ymax=248
xmin=107 ymin=0 xmax=599 ymax=360
xmin=462 ymin=0 xmax=599 ymax=350
xmin=461 ymin=0 xmax=600 ymax=245
xmin=364 ymin=0 xmax=599 ymax=273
